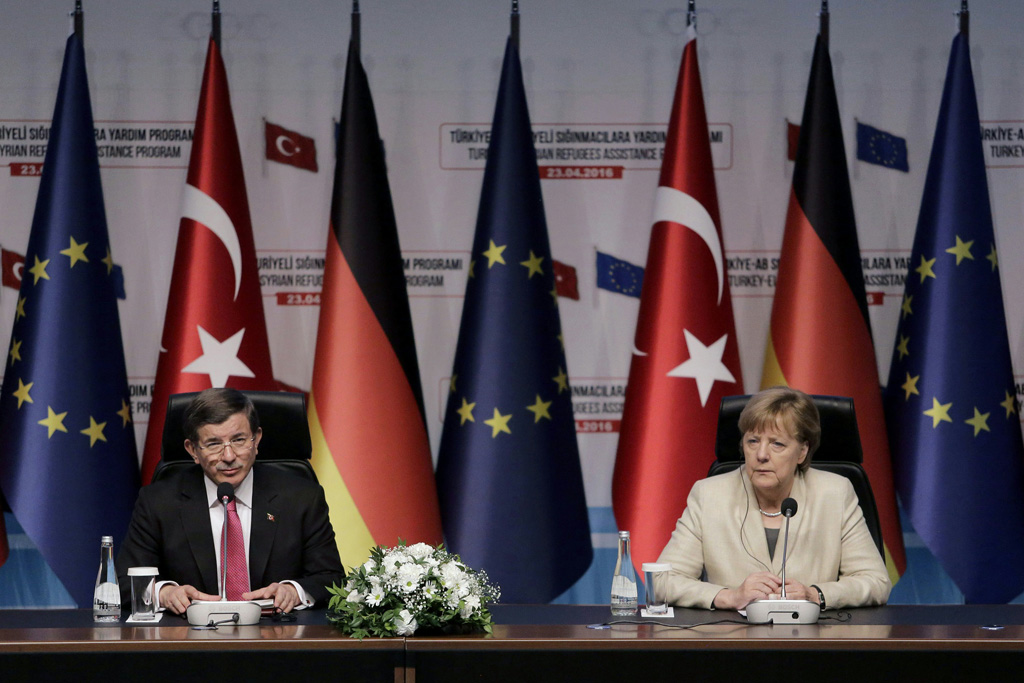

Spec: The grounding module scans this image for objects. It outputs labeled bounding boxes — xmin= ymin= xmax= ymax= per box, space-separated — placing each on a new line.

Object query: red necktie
xmin=222 ymin=500 xmax=248 ymax=600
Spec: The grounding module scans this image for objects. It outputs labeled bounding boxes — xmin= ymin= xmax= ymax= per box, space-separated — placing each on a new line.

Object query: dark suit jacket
xmin=115 ymin=464 xmax=345 ymax=606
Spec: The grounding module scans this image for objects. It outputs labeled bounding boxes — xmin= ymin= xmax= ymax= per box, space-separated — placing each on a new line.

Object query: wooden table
xmin=3 ymin=604 xmax=1024 ymax=682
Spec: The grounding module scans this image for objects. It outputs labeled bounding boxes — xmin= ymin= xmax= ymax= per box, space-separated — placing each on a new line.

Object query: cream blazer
xmin=655 ymin=467 xmax=891 ymax=610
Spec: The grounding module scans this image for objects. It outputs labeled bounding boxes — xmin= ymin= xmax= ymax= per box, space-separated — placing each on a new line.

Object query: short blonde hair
xmin=737 ymin=386 xmax=820 ymax=473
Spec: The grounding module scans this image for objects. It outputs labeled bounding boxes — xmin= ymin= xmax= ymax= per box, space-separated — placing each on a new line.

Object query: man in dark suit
xmin=116 ymin=388 xmax=345 ymax=614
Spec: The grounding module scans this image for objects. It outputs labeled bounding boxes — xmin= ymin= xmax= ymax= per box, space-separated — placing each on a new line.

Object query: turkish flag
xmin=140 ymin=38 xmax=276 ymax=484
xmin=265 ymin=120 xmax=318 ymax=173
xmin=612 ymin=26 xmax=743 ymax=569
xmin=1 ymin=248 xmax=24 ymax=289
xmin=552 ymin=259 xmax=580 ymax=300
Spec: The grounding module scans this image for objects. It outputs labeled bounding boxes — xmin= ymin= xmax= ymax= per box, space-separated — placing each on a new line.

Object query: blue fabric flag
xmin=435 ymin=38 xmax=593 ymax=603
xmin=596 ymin=250 xmax=644 ymax=298
xmin=884 ymin=33 xmax=1024 ymax=603
xmin=856 ymin=121 xmax=909 ymax=172
xmin=0 ymin=34 xmax=140 ymax=607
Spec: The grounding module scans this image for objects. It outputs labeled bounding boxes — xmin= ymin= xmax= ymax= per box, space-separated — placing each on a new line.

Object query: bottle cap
xmin=101 ymin=535 xmax=113 ymax=543
xmin=618 ymin=530 xmax=630 ymax=538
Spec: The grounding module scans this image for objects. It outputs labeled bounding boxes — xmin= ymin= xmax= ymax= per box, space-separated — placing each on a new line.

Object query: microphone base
xmin=745 ymin=599 xmax=820 ymax=624
xmin=186 ymin=600 xmax=261 ymax=627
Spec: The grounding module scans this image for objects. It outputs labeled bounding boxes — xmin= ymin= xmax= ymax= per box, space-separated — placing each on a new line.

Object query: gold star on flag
xmin=526 ymin=394 xmax=552 ymax=423
xmin=945 ymin=235 xmax=974 ymax=265
xmin=549 ymin=284 xmax=559 ymax=304
xmin=901 ymin=294 xmax=913 ymax=319
xmin=12 ymin=378 xmax=33 ymax=409
xmin=450 ymin=374 xmax=458 ymax=393
xmin=28 ymin=255 xmax=50 ymax=284
xmin=482 ymin=240 xmax=507 ymax=268
xmin=1001 ymin=390 xmax=1017 ymax=418
xmin=896 ymin=335 xmax=910 ymax=361
xmin=986 ymin=244 xmax=998 ymax=271
xmin=102 ymin=246 xmax=115 ymax=275
xmin=15 ymin=296 xmax=26 ymax=321
xmin=901 ymin=373 xmax=920 ymax=400
xmin=552 ymin=367 xmax=569 ymax=394
xmin=484 ymin=407 xmax=512 ymax=437
xmin=81 ymin=416 xmax=108 ymax=447
xmin=519 ymin=251 xmax=544 ymax=279
xmin=557 ymin=333 xmax=564 ymax=349
xmin=923 ymin=397 xmax=952 ymax=428
xmin=468 ymin=259 xmax=476 ymax=278
xmin=915 ymin=255 xmax=936 ymax=283
xmin=965 ymin=407 xmax=990 ymax=437
xmin=38 ymin=405 xmax=68 ymax=438
xmin=117 ymin=399 xmax=132 ymax=427
xmin=8 ymin=339 xmax=22 ymax=366
xmin=456 ymin=398 xmax=476 ymax=425
xmin=60 ymin=236 xmax=89 ymax=268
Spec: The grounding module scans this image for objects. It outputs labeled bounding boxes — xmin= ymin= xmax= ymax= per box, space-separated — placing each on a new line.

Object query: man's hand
xmin=243 ymin=582 xmax=301 ymax=613
xmin=159 ymin=584 xmax=220 ymax=615
xmin=712 ymin=571 xmax=783 ymax=610
xmin=771 ymin=579 xmax=815 ymax=602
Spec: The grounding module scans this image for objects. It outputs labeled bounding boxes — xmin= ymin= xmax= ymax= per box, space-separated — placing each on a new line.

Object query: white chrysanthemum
xmin=397 ymin=562 xmax=426 ymax=592
xmin=422 ymin=581 xmax=440 ymax=601
xmin=439 ymin=561 xmax=465 ymax=587
xmin=346 ymin=589 xmax=363 ymax=604
xmin=365 ymin=588 xmax=385 ymax=606
xmin=406 ymin=542 xmax=433 ymax=559
xmin=345 ymin=578 xmax=357 ymax=592
xmin=460 ymin=595 xmax=481 ymax=619
xmin=394 ymin=609 xmax=418 ymax=636
xmin=455 ymin=579 xmax=472 ymax=598
xmin=362 ymin=558 xmax=377 ymax=572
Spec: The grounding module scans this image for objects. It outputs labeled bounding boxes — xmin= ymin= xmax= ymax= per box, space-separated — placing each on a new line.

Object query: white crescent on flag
xmin=180 ymin=183 xmax=243 ymax=300
xmin=652 ymin=185 xmax=724 ymax=304
xmin=275 ymin=134 xmax=298 ymax=156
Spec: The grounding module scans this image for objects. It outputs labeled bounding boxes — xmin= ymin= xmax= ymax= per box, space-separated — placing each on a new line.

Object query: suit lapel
xmin=248 ymin=469 xmax=279 ymax=587
xmin=180 ymin=469 xmax=218 ymax=594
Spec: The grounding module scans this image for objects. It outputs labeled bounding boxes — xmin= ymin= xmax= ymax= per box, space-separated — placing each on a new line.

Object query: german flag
xmin=308 ymin=38 xmax=442 ymax=570
xmin=762 ymin=33 xmax=906 ymax=581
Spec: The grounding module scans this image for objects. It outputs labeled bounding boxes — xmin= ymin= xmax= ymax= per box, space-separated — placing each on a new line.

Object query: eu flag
xmin=855 ymin=121 xmax=909 ymax=172
xmin=436 ymin=38 xmax=593 ymax=603
xmin=0 ymin=34 xmax=140 ymax=607
xmin=596 ymin=250 xmax=644 ymax=298
xmin=884 ymin=32 xmax=1024 ymax=603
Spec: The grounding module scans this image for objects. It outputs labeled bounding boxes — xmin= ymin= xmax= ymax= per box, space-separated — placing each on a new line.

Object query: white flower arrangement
xmin=327 ymin=541 xmax=501 ymax=639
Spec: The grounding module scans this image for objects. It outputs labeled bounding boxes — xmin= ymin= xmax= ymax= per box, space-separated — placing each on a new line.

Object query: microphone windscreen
xmin=782 ymin=498 xmax=798 ymax=517
xmin=217 ymin=482 xmax=235 ymax=503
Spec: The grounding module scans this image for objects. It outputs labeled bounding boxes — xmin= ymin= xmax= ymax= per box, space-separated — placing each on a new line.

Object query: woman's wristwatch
xmin=811 ymin=584 xmax=826 ymax=610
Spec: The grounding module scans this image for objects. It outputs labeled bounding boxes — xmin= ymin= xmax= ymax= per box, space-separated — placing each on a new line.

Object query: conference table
xmin=2 ymin=604 xmax=1024 ymax=681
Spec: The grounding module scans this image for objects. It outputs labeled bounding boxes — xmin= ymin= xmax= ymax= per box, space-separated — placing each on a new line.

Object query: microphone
xmin=185 ymin=480 xmax=259 ymax=628
xmin=217 ymin=482 xmax=235 ymax=505
xmin=779 ymin=498 xmax=797 ymax=599
xmin=745 ymin=496 xmax=820 ymax=625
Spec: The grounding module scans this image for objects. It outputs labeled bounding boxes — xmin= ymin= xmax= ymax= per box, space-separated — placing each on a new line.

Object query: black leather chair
xmin=150 ymin=390 xmax=318 ymax=484
xmin=707 ymin=394 xmax=885 ymax=559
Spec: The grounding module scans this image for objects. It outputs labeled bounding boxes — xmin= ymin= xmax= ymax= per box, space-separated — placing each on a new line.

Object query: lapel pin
xmin=267 ymin=513 xmax=275 ymax=522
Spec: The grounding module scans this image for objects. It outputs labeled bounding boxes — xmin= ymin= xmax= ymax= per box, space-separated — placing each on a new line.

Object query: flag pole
xmin=73 ymin=0 xmax=83 ymax=38
xmin=957 ymin=0 xmax=969 ymax=41
xmin=352 ymin=0 xmax=361 ymax=57
xmin=212 ymin=0 xmax=221 ymax=49
xmin=687 ymin=0 xmax=696 ymax=29
xmin=819 ymin=0 xmax=829 ymax=48
xmin=511 ymin=0 xmax=520 ymax=49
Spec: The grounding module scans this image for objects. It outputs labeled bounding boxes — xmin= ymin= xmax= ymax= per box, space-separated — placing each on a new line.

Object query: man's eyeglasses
xmin=197 ymin=436 xmax=255 ymax=456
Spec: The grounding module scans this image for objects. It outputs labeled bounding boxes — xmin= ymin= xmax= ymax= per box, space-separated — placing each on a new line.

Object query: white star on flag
xmin=180 ymin=325 xmax=255 ymax=388
xmin=666 ymin=330 xmax=736 ymax=407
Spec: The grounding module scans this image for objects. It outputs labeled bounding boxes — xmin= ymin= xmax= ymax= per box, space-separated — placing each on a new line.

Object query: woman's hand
xmin=713 ymin=572 xmax=782 ymax=610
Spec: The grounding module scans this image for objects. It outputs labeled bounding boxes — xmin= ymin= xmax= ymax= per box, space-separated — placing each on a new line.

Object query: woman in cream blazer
xmin=656 ymin=387 xmax=891 ymax=611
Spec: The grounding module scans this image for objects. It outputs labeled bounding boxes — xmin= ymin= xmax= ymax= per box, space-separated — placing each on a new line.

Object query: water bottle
xmin=93 ymin=535 xmax=121 ymax=622
xmin=610 ymin=530 xmax=638 ymax=615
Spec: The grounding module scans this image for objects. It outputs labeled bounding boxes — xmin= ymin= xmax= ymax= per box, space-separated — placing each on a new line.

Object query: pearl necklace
xmin=758 ymin=508 xmax=782 ymax=518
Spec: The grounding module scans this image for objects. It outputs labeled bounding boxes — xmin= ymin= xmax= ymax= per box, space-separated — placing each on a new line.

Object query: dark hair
xmin=737 ymin=386 xmax=820 ymax=473
xmin=182 ymin=388 xmax=260 ymax=443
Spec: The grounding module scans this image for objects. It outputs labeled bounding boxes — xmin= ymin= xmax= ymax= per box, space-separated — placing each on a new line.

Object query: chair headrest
xmin=160 ymin=390 xmax=312 ymax=463
xmin=714 ymin=394 xmax=863 ymax=464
